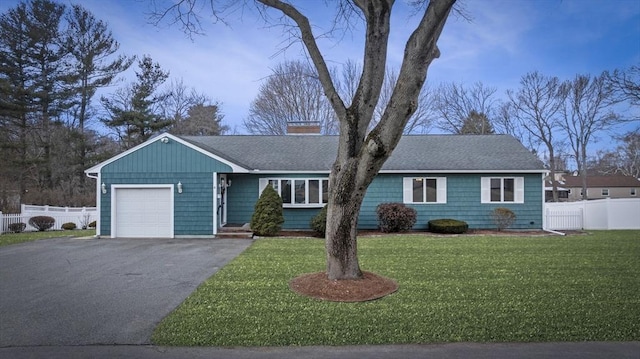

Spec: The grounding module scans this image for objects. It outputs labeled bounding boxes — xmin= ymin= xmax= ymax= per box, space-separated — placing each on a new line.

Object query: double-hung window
xmin=403 ymin=177 xmax=447 ymax=204
xmin=481 ymin=177 xmax=524 ymax=203
xmin=260 ymin=178 xmax=329 ymax=207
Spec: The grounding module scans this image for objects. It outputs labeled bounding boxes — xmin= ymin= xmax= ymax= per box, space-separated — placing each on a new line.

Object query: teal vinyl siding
xmin=100 ymin=173 xmax=214 ymax=236
xmin=225 ymin=173 xmax=542 ymax=231
xmin=225 ymin=174 xmax=328 ymax=229
xmin=360 ymin=173 xmax=543 ymax=230
xmin=99 ymin=140 xmax=232 ymax=236
xmin=225 ymin=175 xmax=257 ymax=226
xmin=103 ymin=140 xmax=233 ymax=173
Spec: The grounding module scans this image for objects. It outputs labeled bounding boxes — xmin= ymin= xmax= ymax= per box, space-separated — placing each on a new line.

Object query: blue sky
xmin=2 ymin=0 xmax=639 ymax=141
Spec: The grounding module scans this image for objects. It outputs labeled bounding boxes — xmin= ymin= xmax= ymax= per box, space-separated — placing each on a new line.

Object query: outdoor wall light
xmin=160 ymin=137 xmax=169 ymax=144
xmin=227 ymin=179 xmax=232 ymax=187
xmin=177 ymin=182 xmax=183 ymax=194
xmin=101 ymin=183 xmax=107 ymax=194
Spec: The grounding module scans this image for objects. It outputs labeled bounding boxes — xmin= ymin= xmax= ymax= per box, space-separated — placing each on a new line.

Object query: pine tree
xmin=101 ymin=55 xmax=171 ymax=149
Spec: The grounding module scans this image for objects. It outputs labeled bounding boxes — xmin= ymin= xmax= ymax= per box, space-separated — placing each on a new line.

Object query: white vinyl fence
xmin=545 ymin=198 xmax=640 ymax=230
xmin=1 ymin=204 xmax=97 ymax=234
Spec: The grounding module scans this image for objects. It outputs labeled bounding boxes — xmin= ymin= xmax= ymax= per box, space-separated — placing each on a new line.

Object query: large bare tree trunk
xmin=260 ymin=0 xmax=456 ymax=280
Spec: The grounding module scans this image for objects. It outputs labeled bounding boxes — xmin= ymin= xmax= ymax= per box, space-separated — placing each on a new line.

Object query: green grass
xmin=152 ymin=231 xmax=640 ymax=346
xmin=0 ymin=229 xmax=95 ymax=247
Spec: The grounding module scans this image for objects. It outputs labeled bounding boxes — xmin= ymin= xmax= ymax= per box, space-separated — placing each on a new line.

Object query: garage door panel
xmin=113 ymin=187 xmax=173 ymax=238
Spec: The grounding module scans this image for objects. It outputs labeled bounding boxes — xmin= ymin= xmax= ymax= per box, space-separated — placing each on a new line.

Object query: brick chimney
xmin=286 ymin=121 xmax=321 ymax=135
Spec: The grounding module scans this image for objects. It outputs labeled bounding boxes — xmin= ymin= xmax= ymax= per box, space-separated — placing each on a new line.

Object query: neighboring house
xmin=561 ymin=175 xmax=640 ymax=201
xmin=544 ymin=180 xmax=570 ymax=202
xmin=85 ymin=133 xmax=546 ymax=238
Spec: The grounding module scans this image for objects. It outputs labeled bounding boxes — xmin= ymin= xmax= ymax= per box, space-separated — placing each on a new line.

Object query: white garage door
xmin=113 ymin=187 xmax=173 ymax=238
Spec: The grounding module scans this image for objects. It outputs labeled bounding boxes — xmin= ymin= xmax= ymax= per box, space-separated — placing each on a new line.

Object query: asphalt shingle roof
xmin=179 ymin=134 xmax=545 ymax=172
xmin=562 ymin=175 xmax=640 ymax=187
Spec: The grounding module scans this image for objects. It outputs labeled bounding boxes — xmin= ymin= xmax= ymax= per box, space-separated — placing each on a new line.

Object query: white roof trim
xmin=85 ymin=133 xmax=249 ymax=175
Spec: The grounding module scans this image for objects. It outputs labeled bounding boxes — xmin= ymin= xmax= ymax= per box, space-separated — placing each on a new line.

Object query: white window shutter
xmin=481 ymin=177 xmax=491 ymax=203
xmin=515 ymin=177 xmax=525 ymax=203
xmin=258 ymin=178 xmax=268 ymax=194
xmin=403 ymin=178 xmax=413 ymax=203
xmin=437 ymin=177 xmax=447 ymax=203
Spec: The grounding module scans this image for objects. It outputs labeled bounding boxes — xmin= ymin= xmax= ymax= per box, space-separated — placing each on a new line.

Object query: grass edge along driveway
xmin=152 ymin=231 xmax=640 ymax=346
xmin=0 ymin=229 xmax=95 ymax=247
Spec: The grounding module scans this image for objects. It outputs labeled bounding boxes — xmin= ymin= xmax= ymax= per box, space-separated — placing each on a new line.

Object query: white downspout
xmin=542 ymin=172 xmax=565 ymax=236
xmin=213 ymin=172 xmax=218 ymax=237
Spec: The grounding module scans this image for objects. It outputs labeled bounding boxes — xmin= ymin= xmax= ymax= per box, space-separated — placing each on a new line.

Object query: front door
xmin=218 ymin=174 xmax=228 ymax=226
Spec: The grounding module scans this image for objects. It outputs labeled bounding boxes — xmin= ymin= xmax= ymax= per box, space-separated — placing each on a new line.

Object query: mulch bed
xmin=289 ymin=271 xmax=398 ymax=302
xmin=280 ymin=229 xmax=582 ymax=302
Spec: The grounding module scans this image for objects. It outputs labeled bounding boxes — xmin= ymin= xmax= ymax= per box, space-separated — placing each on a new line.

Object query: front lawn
xmin=152 ymin=231 xmax=640 ymax=346
xmin=0 ymin=229 xmax=95 ymax=247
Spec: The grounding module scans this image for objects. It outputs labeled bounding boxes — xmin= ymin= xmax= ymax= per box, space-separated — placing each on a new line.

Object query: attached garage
xmin=85 ymin=134 xmax=240 ymax=238
xmin=111 ymin=186 xmax=174 ymax=238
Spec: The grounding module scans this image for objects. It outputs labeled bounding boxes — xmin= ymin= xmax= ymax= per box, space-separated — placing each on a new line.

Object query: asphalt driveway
xmin=0 ymin=236 xmax=252 ymax=347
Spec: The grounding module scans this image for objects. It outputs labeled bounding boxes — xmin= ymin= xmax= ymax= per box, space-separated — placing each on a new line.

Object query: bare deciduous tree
xmin=606 ymin=64 xmax=640 ymax=107
xmin=152 ymin=0 xmax=457 ymax=280
xmin=589 ymin=131 xmax=640 ymax=178
xmin=434 ymin=81 xmax=498 ymax=134
xmin=375 ymin=68 xmax=436 ymax=134
xmin=562 ymin=73 xmax=622 ymax=200
xmin=507 ymin=71 xmax=569 ymax=201
xmin=161 ymin=78 xmax=229 ymax=135
xmin=244 ymin=60 xmax=337 ymax=135
xmin=173 ymin=104 xmax=228 ymax=136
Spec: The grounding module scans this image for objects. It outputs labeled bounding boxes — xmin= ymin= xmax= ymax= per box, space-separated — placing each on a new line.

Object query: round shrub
xmin=310 ymin=205 xmax=327 ymax=237
xmin=62 ymin=222 xmax=77 ymax=230
xmin=428 ymin=218 xmax=469 ymax=234
xmin=492 ymin=207 xmax=516 ymax=231
xmin=250 ymin=184 xmax=284 ymax=236
xmin=28 ymin=216 xmax=55 ymax=232
xmin=9 ymin=222 xmax=26 ymax=233
xmin=88 ymin=221 xmax=97 ymax=228
xmin=376 ymin=203 xmax=417 ymax=233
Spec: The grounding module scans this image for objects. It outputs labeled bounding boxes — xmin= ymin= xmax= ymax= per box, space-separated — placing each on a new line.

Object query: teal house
xmin=85 ymin=133 xmax=547 ymax=238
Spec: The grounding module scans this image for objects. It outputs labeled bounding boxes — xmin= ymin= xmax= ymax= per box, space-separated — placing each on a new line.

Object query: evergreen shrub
xmin=250 ymin=185 xmax=284 ymax=236
xmin=62 ymin=222 xmax=77 ymax=230
xmin=428 ymin=218 xmax=469 ymax=234
xmin=310 ymin=205 xmax=327 ymax=237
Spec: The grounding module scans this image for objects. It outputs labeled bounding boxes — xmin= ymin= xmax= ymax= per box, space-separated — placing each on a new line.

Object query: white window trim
xmin=403 ymin=177 xmax=447 ymax=204
xmin=259 ymin=178 xmax=328 ymax=208
xmin=481 ymin=177 xmax=524 ymax=204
